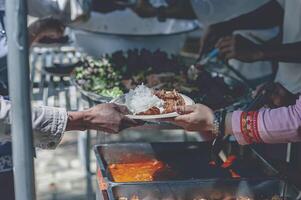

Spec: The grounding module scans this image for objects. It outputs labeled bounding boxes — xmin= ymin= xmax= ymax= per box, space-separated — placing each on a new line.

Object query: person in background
xmin=131 ymin=0 xmax=275 ymax=86
xmin=198 ymin=0 xmax=301 ymax=94
xmin=0 ymin=0 xmax=140 ymax=145
xmin=0 ymin=0 xmax=139 ymax=184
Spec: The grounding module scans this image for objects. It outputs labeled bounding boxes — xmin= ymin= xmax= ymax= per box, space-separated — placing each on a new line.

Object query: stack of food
xmin=74 ymin=49 xmax=186 ymax=99
xmin=74 ymin=49 xmax=246 ymax=109
xmin=124 ymin=85 xmax=186 ymax=115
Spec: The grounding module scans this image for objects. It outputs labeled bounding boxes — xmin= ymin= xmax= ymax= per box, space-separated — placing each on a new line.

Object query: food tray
xmin=106 ymin=179 xmax=300 ymax=200
xmin=94 ymin=142 xmax=279 ymax=186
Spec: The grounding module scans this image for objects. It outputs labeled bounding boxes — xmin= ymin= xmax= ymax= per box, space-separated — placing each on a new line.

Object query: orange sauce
xmin=109 ymin=160 xmax=166 ymax=182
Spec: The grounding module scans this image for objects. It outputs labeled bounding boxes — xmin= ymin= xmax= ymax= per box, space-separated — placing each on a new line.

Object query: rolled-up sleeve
xmin=0 ymin=98 xmax=68 ymax=149
xmin=232 ymin=96 xmax=301 ymax=145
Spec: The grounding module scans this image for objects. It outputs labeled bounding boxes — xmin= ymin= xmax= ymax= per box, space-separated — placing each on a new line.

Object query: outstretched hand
xmin=66 ymin=103 xmax=141 ymax=133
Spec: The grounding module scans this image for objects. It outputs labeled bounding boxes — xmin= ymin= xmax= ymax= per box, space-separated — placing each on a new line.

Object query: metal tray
xmin=70 ymin=77 xmax=113 ymax=104
xmin=107 ymin=179 xmax=300 ymax=200
xmin=94 ymin=142 xmax=279 ymax=186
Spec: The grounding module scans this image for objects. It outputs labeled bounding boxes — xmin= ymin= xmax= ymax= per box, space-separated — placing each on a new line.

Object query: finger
xmin=218 ymin=46 xmax=233 ymax=55
xmin=215 ymin=36 xmax=233 ymax=48
xmin=216 ymin=40 xmax=233 ymax=50
xmin=175 ymin=105 xmax=195 ymax=115
xmin=218 ymin=47 xmax=233 ymax=60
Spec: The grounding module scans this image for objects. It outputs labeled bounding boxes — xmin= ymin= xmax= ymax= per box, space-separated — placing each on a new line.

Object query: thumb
xmin=176 ymin=105 xmax=195 ymax=115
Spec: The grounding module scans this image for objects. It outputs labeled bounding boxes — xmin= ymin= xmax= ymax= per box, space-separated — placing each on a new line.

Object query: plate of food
xmin=111 ymin=85 xmax=195 ymax=120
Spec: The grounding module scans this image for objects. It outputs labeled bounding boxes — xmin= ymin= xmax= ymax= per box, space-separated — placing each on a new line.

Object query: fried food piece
xmin=236 ymin=196 xmax=253 ymax=200
xmin=210 ymin=191 xmax=223 ymax=200
xmin=155 ymin=90 xmax=185 ymax=114
xmin=271 ymin=195 xmax=282 ymax=200
xmin=138 ymin=106 xmax=160 ymax=115
xmin=131 ymin=195 xmax=140 ymax=200
xmin=193 ymin=195 xmax=208 ymax=200
xmin=137 ymin=90 xmax=185 ymax=115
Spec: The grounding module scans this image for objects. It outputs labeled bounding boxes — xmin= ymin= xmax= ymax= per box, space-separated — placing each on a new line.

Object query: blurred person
xmin=131 ymin=0 xmax=275 ymax=87
xmin=198 ymin=0 xmax=301 ymax=94
xmin=0 ymin=0 xmax=139 ymax=145
xmin=0 ymin=0 xmax=139 ymax=190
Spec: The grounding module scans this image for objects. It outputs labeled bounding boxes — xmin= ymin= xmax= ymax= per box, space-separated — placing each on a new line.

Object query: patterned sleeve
xmin=232 ymin=96 xmax=301 ymax=145
xmin=0 ymin=98 xmax=68 ymax=149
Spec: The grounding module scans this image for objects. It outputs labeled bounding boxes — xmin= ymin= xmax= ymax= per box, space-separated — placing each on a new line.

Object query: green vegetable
xmin=75 ymin=56 xmax=124 ymax=98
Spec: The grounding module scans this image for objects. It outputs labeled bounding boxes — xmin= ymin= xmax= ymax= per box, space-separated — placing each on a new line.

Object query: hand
xmin=170 ymin=104 xmax=214 ymax=133
xmin=131 ymin=0 xmax=157 ymax=18
xmin=84 ymin=103 xmax=140 ymax=133
xmin=252 ymin=82 xmax=298 ymax=108
xmin=28 ymin=17 xmax=65 ymax=45
xmin=199 ymin=22 xmax=233 ymax=58
xmin=215 ymin=35 xmax=264 ymax=62
xmin=66 ymin=103 xmax=140 ymax=133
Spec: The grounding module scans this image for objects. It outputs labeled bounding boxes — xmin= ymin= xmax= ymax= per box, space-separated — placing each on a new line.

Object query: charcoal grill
xmin=94 ymin=142 xmax=300 ymax=200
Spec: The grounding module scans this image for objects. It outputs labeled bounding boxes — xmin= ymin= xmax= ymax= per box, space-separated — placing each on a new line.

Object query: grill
xmin=94 ymin=142 xmax=299 ymax=200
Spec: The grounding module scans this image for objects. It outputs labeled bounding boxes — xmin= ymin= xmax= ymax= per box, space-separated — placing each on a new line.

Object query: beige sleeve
xmin=0 ymin=97 xmax=68 ymax=149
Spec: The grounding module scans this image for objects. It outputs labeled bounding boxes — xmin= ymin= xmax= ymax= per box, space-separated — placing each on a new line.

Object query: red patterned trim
xmin=252 ymin=112 xmax=263 ymax=143
xmin=240 ymin=112 xmax=252 ymax=144
xmin=240 ymin=111 xmax=261 ymax=144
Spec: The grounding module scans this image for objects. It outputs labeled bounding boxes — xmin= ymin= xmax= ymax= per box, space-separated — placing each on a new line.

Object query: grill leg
xmin=85 ymin=130 xmax=94 ymax=200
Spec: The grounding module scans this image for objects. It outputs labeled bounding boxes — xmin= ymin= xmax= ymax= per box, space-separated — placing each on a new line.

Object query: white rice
xmin=125 ymin=85 xmax=163 ymax=114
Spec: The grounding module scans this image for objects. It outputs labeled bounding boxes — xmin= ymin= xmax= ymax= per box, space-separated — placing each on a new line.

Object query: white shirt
xmin=0 ymin=97 xmax=68 ymax=149
xmin=275 ymin=0 xmax=301 ymax=93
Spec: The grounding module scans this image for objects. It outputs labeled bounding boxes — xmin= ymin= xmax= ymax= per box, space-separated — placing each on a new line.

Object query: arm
xmin=0 ymin=98 xmax=139 ymax=149
xmin=219 ymin=0 xmax=284 ymax=32
xmin=261 ymin=42 xmax=301 ymax=63
xmin=172 ymin=95 xmax=301 ymax=145
xmin=230 ymin=97 xmax=301 ymax=145
xmin=131 ymin=0 xmax=196 ymax=19
xmin=200 ymin=0 xmax=283 ymax=56
xmin=159 ymin=1 xmax=196 ymax=20
xmin=0 ymin=98 xmax=67 ymax=149
xmin=216 ymin=35 xmax=301 ymax=63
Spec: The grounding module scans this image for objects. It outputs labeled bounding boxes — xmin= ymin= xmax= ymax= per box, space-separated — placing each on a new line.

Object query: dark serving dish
xmin=94 ymin=142 xmax=279 ymax=186
xmin=105 ymin=179 xmax=299 ymax=200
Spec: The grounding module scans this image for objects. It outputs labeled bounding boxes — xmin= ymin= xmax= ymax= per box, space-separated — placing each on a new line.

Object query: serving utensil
xmin=188 ymin=48 xmax=255 ymax=90
xmin=187 ymin=48 xmax=219 ymax=80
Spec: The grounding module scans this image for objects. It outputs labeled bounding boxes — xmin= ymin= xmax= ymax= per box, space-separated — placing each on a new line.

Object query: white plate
xmin=111 ymin=94 xmax=195 ymax=120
